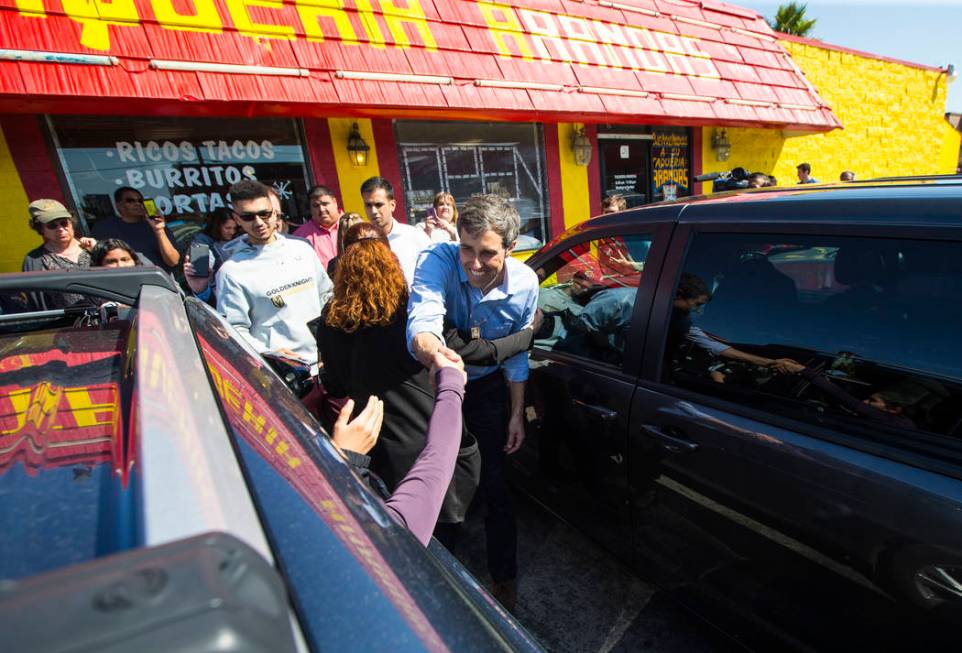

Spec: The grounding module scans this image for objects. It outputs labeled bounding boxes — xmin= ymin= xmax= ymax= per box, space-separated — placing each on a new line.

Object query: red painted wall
xmin=371 ymin=119 xmax=407 ymax=223
xmin=543 ymin=125 xmax=566 ymax=240
xmin=1 ymin=115 xmax=64 ymax=205
xmin=302 ymin=118 xmax=341 ymax=201
xmin=691 ymin=127 xmax=704 ymax=196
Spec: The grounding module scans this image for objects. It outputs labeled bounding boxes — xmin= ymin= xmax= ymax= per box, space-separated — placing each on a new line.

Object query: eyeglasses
xmin=233 ymin=209 xmax=275 ymax=222
xmin=43 ymin=219 xmax=72 ymax=230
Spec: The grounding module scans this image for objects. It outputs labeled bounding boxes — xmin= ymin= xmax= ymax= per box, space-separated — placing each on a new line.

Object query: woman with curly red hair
xmin=316 ymin=224 xmax=482 ymax=538
xmin=316 ymin=222 xmax=542 ymax=542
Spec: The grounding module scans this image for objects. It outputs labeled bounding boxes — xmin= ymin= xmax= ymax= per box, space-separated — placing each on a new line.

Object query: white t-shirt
xmin=387 ymin=220 xmax=432 ymax=285
xmin=416 ymin=221 xmax=457 ymax=243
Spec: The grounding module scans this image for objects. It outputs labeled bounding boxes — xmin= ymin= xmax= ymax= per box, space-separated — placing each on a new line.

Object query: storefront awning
xmin=0 ymin=0 xmax=840 ymax=130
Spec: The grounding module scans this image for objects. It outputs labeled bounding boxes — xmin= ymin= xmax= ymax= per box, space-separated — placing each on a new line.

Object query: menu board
xmin=651 ymin=129 xmax=690 ymax=200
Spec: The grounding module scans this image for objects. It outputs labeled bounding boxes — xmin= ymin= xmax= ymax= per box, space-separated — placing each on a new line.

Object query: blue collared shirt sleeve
xmin=687 ymin=324 xmax=730 ymax=356
xmin=407 ymin=247 xmax=450 ymax=355
xmin=501 ymin=283 xmax=538 ymax=383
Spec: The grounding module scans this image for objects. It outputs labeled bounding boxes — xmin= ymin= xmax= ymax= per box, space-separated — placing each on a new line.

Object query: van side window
xmin=534 ymin=234 xmax=651 ymax=367
xmin=663 ymin=234 xmax=962 ymax=448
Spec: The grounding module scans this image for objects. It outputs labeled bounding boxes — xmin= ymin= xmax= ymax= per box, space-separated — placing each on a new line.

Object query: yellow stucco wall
xmin=557 ymin=123 xmax=591 ymax=230
xmin=327 ymin=118 xmax=380 ymax=216
xmin=701 ymin=39 xmax=961 ymax=185
xmin=0 ymin=126 xmax=34 ymax=273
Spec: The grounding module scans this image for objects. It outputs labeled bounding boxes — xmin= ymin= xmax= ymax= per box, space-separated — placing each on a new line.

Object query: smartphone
xmin=143 ymin=198 xmax=158 ymax=217
xmin=189 ymin=242 xmax=211 ymax=277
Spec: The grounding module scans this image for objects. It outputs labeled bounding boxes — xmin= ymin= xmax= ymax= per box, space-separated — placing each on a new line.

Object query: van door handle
xmin=573 ymin=399 xmax=618 ymax=421
xmin=641 ymin=424 xmax=699 ymax=454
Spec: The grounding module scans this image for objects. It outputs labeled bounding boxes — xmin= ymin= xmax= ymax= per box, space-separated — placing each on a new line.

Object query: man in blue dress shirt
xmin=408 ymin=194 xmax=538 ymax=611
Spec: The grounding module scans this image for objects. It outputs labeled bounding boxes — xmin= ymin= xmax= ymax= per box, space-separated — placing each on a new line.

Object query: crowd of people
xmin=16 ymin=177 xmax=535 ymax=610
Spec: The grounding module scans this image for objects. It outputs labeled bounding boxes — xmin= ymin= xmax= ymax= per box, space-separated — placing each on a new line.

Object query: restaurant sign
xmin=12 ymin=0 xmax=719 ymax=79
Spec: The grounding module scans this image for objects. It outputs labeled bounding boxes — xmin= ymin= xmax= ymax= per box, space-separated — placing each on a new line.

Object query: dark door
xmin=600 ymin=138 xmax=650 ymax=208
xmin=517 ymin=220 xmax=672 ymax=557
xmin=627 ymin=224 xmax=962 ymax=649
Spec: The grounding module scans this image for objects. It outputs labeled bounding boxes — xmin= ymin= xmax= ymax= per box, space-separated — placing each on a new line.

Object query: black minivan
xmin=519 ymin=180 xmax=962 ymax=650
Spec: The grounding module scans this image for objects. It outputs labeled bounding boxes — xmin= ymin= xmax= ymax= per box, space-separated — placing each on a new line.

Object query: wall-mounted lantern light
xmin=347 ymin=122 xmax=370 ymax=167
xmin=571 ymin=126 xmax=592 ymax=167
xmin=711 ymin=128 xmax=732 ymax=162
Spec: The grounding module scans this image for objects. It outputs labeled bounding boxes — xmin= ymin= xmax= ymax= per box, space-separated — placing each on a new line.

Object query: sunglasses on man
xmin=233 ymin=209 xmax=275 ymax=222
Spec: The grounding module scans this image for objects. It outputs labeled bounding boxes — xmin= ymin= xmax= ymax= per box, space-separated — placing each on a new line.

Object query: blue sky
xmin=739 ymin=1 xmax=962 ymax=113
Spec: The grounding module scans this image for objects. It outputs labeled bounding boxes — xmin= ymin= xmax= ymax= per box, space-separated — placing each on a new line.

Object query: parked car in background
xmin=0 ymin=269 xmax=542 ymax=653
xmin=519 ymin=179 xmax=962 ymax=650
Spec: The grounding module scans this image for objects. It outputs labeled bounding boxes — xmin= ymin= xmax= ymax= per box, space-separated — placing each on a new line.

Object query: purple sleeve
xmin=384 ymin=366 xmax=464 ymax=546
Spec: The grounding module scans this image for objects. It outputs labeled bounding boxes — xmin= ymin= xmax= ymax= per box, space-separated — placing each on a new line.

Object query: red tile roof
xmin=0 ymin=0 xmax=840 ymax=130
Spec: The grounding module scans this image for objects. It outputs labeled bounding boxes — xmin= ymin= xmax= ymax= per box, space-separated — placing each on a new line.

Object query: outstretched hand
xmin=771 ymin=358 xmax=805 ymax=374
xmin=331 ymin=396 xmax=383 ymax=455
xmin=430 ymin=346 xmax=466 ymax=386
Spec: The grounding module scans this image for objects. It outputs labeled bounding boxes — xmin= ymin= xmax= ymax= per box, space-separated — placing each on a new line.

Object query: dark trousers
xmin=462 ymin=371 xmax=517 ymax=582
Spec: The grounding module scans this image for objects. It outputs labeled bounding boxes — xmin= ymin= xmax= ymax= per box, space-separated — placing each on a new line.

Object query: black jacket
xmin=315 ymin=306 xmax=480 ymax=524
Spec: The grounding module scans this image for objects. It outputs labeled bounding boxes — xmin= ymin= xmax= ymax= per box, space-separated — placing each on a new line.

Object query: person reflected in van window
xmin=566 ymin=286 xmax=636 ymax=362
xmin=670 ymin=273 xmax=800 ymax=373
xmin=779 ymin=360 xmax=944 ymax=430
xmin=536 ymin=270 xmax=596 ymax=350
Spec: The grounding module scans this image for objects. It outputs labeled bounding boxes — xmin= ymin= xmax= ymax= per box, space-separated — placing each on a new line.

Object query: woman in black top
xmin=315 ymin=223 xmax=535 ymax=526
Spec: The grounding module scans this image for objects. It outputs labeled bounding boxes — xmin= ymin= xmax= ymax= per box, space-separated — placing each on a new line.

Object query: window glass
xmin=533 ymin=234 xmax=651 ymax=366
xmin=650 ymin=127 xmax=691 ymax=202
xmin=395 ymin=121 xmax=548 ymax=250
xmin=183 ymin=300 xmax=442 ymax=647
xmin=665 ymin=233 xmax=962 ymax=442
xmin=48 ymin=116 xmax=311 ymax=243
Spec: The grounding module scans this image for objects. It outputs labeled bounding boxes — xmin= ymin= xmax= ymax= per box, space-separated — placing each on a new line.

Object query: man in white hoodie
xmin=216 ymin=180 xmax=333 ymax=374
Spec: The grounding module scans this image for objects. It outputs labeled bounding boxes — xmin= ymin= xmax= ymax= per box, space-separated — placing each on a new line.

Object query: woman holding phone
xmin=419 ymin=192 xmax=459 ymax=243
xmin=190 ymin=208 xmax=238 ymax=267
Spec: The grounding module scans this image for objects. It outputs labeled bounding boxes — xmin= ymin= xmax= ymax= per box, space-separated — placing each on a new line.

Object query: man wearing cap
xmin=21 ymin=199 xmax=96 ymax=309
xmin=91 ymin=186 xmax=180 ymax=272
